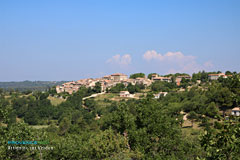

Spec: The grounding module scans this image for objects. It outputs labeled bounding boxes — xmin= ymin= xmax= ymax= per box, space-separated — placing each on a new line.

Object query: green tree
xmin=187 ymin=111 xmax=198 ymax=127
xmin=0 ymin=121 xmax=47 ymax=160
xmin=44 ymin=133 xmax=85 ymax=159
xmin=180 ymin=77 xmax=190 ymax=88
xmin=101 ymin=99 xmax=187 ymax=159
xmin=59 ymin=117 xmax=71 ymax=135
xmin=206 ymin=102 xmax=219 ymax=118
xmin=148 ymin=73 xmax=159 ymax=79
xmin=109 ymin=83 xmax=125 ymax=93
xmin=200 ymin=120 xmax=240 ymax=160
xmin=225 ymin=71 xmax=232 ymax=75
xmin=192 ymin=71 xmax=209 ymax=82
xmin=0 ymin=98 xmax=11 ymax=124
xmin=93 ymin=82 xmax=102 ymax=93
xmin=85 ymin=128 xmax=138 ymax=159
xmin=130 ymin=73 xmax=145 ymax=79
xmin=24 ymin=110 xmax=39 ymax=125
xmin=84 ymin=98 xmax=96 ymax=111
xmin=151 ymin=81 xmax=169 ymax=92
xmin=216 ymin=87 xmax=233 ymax=112
xmin=127 ymin=83 xmax=135 ymax=94
xmin=207 ymin=85 xmax=234 ymax=115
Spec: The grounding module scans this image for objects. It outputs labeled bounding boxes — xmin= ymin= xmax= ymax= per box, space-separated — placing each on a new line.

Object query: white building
xmin=231 ymin=107 xmax=240 ymax=116
xmin=154 ymin=92 xmax=168 ymax=99
xmin=208 ymin=73 xmax=231 ymax=80
xmin=119 ymin=91 xmax=134 ymax=98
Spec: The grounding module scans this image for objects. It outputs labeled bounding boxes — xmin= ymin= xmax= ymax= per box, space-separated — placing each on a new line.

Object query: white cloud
xmin=143 ymin=50 xmax=161 ymax=61
xmin=106 ymin=54 xmax=132 ymax=66
xmin=143 ymin=50 xmax=195 ymax=62
xmin=143 ymin=50 xmax=213 ymax=74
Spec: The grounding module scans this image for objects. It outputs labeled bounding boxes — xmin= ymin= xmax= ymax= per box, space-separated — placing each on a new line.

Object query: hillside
xmin=0 ymin=81 xmax=68 ymax=91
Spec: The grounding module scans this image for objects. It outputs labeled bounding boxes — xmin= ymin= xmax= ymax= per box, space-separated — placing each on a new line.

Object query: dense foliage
xmin=129 ymin=73 xmax=145 ymax=79
xmin=109 ymin=83 xmax=145 ymax=94
xmin=1 ymin=71 xmax=240 ymax=159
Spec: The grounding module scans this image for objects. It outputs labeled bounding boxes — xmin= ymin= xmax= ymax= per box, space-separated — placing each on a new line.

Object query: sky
xmin=0 ymin=0 xmax=240 ymax=81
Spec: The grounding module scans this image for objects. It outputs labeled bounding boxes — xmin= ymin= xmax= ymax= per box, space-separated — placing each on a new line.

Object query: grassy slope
xmin=48 ymin=96 xmax=66 ymax=106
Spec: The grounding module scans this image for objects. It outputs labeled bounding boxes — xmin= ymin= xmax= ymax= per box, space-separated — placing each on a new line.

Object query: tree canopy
xmin=130 ymin=73 xmax=145 ymax=79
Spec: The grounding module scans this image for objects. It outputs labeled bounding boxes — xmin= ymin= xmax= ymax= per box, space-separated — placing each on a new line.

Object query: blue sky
xmin=0 ymin=0 xmax=239 ymax=81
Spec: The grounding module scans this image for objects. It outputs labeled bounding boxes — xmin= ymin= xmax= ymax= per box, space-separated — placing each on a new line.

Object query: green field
xmin=94 ymin=93 xmax=117 ymax=101
xmin=48 ymin=96 xmax=66 ymax=106
xmin=92 ymin=93 xmax=116 ymax=108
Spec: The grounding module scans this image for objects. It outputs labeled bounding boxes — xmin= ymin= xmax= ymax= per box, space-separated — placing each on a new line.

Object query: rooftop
xmin=111 ymin=73 xmax=127 ymax=76
xmin=232 ymin=107 xmax=240 ymax=111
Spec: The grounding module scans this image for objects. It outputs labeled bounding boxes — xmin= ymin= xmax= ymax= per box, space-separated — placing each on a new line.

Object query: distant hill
xmin=0 ymin=81 xmax=68 ymax=91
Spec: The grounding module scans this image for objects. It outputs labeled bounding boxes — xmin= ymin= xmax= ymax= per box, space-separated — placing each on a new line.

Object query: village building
xmin=150 ymin=74 xmax=172 ymax=82
xmin=231 ymin=107 xmax=240 ymax=116
xmin=208 ymin=73 xmax=232 ymax=80
xmin=208 ymin=74 xmax=219 ymax=80
xmin=102 ymin=75 xmax=112 ymax=80
xmin=119 ymin=91 xmax=134 ymax=98
xmin=111 ymin=73 xmax=128 ymax=81
xmin=208 ymin=73 xmax=224 ymax=80
xmin=56 ymin=86 xmax=64 ymax=93
xmin=95 ymin=114 xmax=101 ymax=120
xmin=152 ymin=76 xmax=172 ymax=82
xmin=178 ymin=88 xmax=186 ymax=92
xmin=135 ymin=77 xmax=152 ymax=87
xmin=175 ymin=75 xmax=191 ymax=86
xmin=56 ymin=73 xmax=152 ymax=94
xmin=154 ymin=92 xmax=168 ymax=99
xmin=150 ymin=74 xmax=159 ymax=80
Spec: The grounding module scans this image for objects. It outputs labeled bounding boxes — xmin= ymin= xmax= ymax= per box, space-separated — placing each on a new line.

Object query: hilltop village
xmin=56 ymin=73 xmax=192 ymax=94
xmin=56 ymin=72 xmax=233 ymax=95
